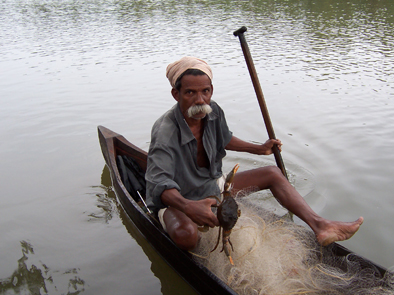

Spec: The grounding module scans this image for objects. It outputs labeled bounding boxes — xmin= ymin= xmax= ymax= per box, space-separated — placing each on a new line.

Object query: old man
xmin=145 ymin=56 xmax=363 ymax=251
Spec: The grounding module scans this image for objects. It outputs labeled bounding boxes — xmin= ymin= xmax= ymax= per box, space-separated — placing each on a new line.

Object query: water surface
xmin=1 ymin=0 xmax=393 ymax=294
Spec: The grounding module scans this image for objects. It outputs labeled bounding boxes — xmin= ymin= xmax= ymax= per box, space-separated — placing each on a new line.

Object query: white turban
xmin=166 ymin=56 xmax=213 ymax=88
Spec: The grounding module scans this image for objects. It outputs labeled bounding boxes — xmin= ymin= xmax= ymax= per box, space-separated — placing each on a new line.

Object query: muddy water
xmin=1 ymin=0 xmax=393 ymax=294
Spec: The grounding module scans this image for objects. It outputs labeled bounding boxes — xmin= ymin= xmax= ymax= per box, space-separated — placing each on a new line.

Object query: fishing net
xmin=191 ymin=192 xmax=394 ymax=295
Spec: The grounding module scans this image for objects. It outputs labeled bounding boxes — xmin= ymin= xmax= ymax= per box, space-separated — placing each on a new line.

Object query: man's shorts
xmin=158 ymin=174 xmax=227 ymax=232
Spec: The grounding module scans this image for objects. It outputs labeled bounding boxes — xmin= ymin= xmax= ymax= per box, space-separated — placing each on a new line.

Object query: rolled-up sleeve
xmin=146 ymin=143 xmax=180 ymax=210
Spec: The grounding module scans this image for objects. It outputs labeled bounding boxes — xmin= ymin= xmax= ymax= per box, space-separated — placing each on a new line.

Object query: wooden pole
xmin=234 ymin=26 xmax=288 ymax=179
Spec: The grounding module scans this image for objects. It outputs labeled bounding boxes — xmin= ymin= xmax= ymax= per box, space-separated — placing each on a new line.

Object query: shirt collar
xmin=174 ymin=102 xmax=218 ymax=146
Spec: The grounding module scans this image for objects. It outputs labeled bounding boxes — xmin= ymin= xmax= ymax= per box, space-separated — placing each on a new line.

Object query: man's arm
xmin=225 ymin=135 xmax=282 ymax=155
xmin=161 ymin=188 xmax=219 ymax=227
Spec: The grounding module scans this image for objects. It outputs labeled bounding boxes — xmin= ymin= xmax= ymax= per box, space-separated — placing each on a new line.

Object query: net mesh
xmin=191 ymin=193 xmax=394 ymax=295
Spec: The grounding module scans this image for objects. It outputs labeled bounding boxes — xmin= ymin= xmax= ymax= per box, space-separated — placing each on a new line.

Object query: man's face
xmin=172 ymin=74 xmax=213 ymax=121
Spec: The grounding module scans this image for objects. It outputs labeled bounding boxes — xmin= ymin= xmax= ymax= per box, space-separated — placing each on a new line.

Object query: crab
xmin=211 ymin=164 xmax=241 ymax=265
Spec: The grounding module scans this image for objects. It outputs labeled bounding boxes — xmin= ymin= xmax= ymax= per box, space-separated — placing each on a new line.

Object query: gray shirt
xmin=145 ymin=100 xmax=233 ymax=212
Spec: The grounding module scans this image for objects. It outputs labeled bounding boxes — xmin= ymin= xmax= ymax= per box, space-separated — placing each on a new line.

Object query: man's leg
xmin=232 ymin=166 xmax=363 ymax=246
xmin=163 ymin=207 xmax=199 ymax=250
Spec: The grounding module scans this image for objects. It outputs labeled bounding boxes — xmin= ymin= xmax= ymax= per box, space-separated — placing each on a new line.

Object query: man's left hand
xmin=260 ymin=139 xmax=282 ymax=155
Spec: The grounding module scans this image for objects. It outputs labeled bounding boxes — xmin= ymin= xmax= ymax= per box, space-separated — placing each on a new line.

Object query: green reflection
xmin=13 ymin=0 xmax=393 ymax=72
xmin=0 ymin=241 xmax=47 ymax=294
xmin=16 ymin=0 xmax=394 ymax=24
xmin=0 ymin=241 xmax=85 ymax=295
xmin=87 ymin=185 xmax=119 ymax=223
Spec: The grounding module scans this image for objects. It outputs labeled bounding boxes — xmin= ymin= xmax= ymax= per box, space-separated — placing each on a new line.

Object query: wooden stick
xmin=234 ymin=26 xmax=288 ymax=179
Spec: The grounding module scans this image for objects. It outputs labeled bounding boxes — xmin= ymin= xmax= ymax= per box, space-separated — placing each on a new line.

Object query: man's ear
xmin=171 ymin=88 xmax=179 ymax=102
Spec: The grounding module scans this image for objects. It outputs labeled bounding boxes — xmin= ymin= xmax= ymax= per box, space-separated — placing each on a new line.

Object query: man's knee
xmin=164 ymin=208 xmax=199 ymax=250
xmin=170 ymin=223 xmax=199 ymax=250
xmin=256 ymin=165 xmax=281 ymax=176
xmin=260 ymin=166 xmax=286 ymax=184
xmin=267 ymin=165 xmax=283 ymax=175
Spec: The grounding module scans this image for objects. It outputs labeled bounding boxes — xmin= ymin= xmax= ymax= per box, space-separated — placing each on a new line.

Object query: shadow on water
xmin=100 ymin=165 xmax=198 ymax=295
xmin=0 ymin=241 xmax=85 ymax=295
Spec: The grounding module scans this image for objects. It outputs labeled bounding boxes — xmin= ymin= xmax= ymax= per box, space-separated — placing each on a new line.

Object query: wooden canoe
xmin=98 ymin=125 xmax=238 ymax=295
xmin=97 ymin=125 xmax=389 ymax=294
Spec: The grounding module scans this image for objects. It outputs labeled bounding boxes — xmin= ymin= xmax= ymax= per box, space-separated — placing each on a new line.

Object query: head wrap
xmin=166 ymin=56 xmax=213 ymax=88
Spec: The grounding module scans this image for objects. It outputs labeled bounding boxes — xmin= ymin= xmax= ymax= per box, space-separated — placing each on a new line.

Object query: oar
xmin=233 ymin=26 xmax=288 ymax=180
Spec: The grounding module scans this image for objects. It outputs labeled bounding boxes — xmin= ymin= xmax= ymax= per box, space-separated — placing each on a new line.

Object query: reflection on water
xmin=87 ymin=185 xmax=119 ymax=224
xmin=0 ymin=241 xmax=85 ymax=295
xmin=99 ymin=165 xmax=197 ymax=295
xmin=3 ymin=0 xmax=393 ymax=78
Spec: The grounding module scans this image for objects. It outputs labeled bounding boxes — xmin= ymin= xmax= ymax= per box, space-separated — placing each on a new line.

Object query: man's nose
xmin=195 ymin=92 xmax=205 ymax=104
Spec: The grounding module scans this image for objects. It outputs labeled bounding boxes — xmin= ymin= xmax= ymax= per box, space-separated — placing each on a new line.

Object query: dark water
xmin=1 ymin=0 xmax=393 ymax=294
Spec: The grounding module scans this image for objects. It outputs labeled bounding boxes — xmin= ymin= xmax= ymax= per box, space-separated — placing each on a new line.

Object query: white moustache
xmin=187 ymin=104 xmax=212 ymax=118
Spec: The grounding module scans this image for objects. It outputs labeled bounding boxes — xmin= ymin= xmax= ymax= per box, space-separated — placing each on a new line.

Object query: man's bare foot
xmin=316 ymin=217 xmax=364 ymax=246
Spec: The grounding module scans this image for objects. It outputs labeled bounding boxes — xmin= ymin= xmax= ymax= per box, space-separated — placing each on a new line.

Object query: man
xmin=145 ymin=56 xmax=363 ymax=251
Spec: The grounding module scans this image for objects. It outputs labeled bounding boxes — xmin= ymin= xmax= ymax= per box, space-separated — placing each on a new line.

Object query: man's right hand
xmin=161 ymin=188 xmax=220 ymax=227
xmin=183 ymin=198 xmax=220 ymax=228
